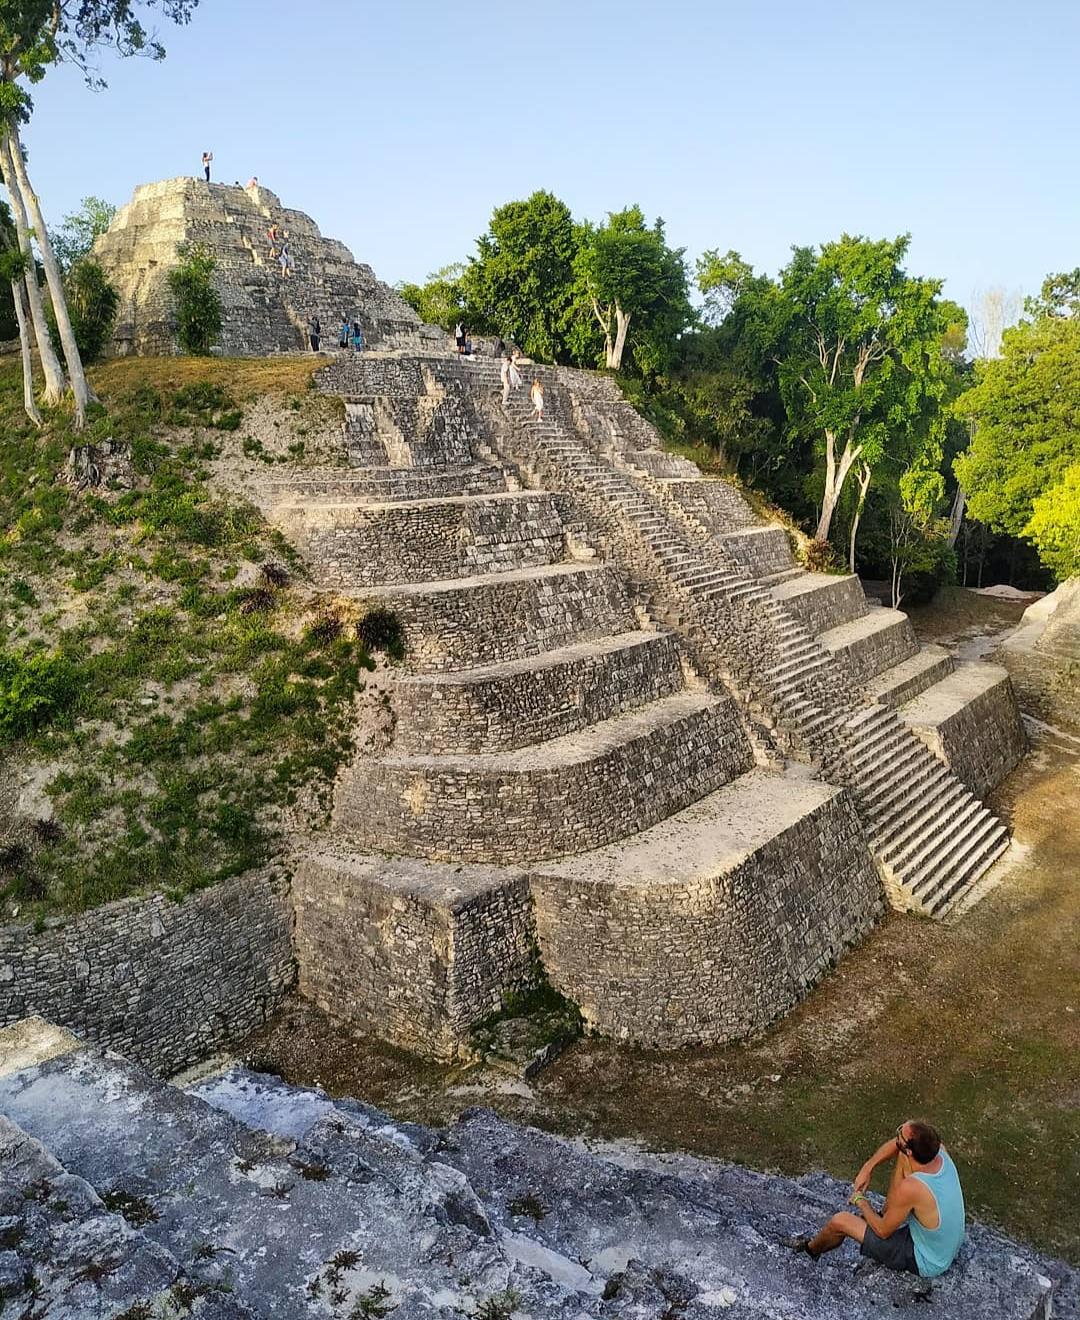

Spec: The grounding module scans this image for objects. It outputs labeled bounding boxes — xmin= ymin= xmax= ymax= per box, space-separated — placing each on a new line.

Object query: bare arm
xmin=857 ymin=1177 xmax=918 ymax=1240
xmin=853 ymin=1135 xmax=902 ymax=1194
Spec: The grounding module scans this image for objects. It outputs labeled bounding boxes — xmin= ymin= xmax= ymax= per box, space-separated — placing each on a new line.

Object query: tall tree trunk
xmin=0 ymin=135 xmax=65 ymax=404
xmin=814 ymin=428 xmax=862 ymax=542
xmin=947 ymin=485 xmax=966 ymax=547
xmin=848 ymin=461 xmax=872 ymax=573
xmin=8 ymin=123 xmax=93 ymax=427
xmin=12 ymin=274 xmax=41 ymax=426
xmin=608 ymin=305 xmax=631 ymax=370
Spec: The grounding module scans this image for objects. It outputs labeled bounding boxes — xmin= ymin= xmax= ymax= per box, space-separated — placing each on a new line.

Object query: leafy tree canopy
xmin=1024 ymin=463 xmax=1080 ymax=581
xmin=0 ymin=0 xmax=198 ymax=111
xmin=953 ymin=314 xmax=1080 ymax=540
xmin=397 ymin=262 xmax=466 ymax=332
xmin=50 ymin=194 xmax=115 ymax=271
xmin=573 ymin=206 xmax=691 ymax=373
xmin=462 ymin=190 xmax=579 ymax=363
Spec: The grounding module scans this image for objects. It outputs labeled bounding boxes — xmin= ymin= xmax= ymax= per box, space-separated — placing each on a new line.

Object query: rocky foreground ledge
xmin=0 ymin=1020 xmax=1074 ymax=1318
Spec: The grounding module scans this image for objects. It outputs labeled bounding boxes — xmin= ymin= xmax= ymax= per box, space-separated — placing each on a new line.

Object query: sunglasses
xmin=896 ymin=1125 xmax=910 ymax=1151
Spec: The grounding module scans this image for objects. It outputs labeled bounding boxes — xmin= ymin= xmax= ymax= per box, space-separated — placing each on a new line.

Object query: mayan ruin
xmin=0 ymin=5 xmax=1077 ymax=1316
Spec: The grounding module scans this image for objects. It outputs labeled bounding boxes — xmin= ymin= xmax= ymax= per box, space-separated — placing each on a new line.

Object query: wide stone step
xmin=530 ymin=767 xmax=883 ymax=1046
xmin=819 ymin=609 xmax=920 ymax=684
xmin=334 ymin=691 xmax=756 ymax=863
xmin=4 ymin=1022 xmax=1061 ymax=1319
xmin=358 ymin=562 xmax=639 ymax=673
xmin=898 ymin=662 xmax=1027 ymax=799
xmin=261 ymin=461 xmax=509 ymax=502
xmin=660 ymin=477 xmax=759 ymax=532
xmin=276 ymin=490 xmax=568 ymax=587
xmin=394 ymin=629 xmax=686 ymax=755
xmin=866 ymin=645 xmax=955 ymax=708
xmin=714 ymin=525 xmax=796 ymax=579
xmin=0 ymin=1092 xmax=199 ymax=1320
xmin=770 ymin=572 xmax=868 ymax=634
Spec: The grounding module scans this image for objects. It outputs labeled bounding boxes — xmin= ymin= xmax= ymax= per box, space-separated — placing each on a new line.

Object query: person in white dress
xmin=530 ymin=378 xmax=544 ymax=422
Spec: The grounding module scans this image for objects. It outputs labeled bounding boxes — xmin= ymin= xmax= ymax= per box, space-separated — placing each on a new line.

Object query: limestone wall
xmin=664 ymin=479 xmax=758 ymax=533
xmin=94 ymin=178 xmax=442 ymax=356
xmin=293 ymin=853 xmax=534 ymax=1060
xmin=287 ymin=493 xmax=567 ymax=587
xmin=531 ymin=782 xmax=883 ymax=1048
xmin=0 ymin=871 xmax=294 ymax=1076
xmin=394 ymin=632 xmax=686 ymax=755
xmin=901 ymin=664 xmax=1028 ymax=798
xmin=772 ymin=575 xmax=867 ymax=634
xmin=335 ymin=694 xmax=755 ymax=863
xmin=717 ymin=526 xmax=795 ymax=579
xmin=369 ymin=564 xmax=640 ymax=674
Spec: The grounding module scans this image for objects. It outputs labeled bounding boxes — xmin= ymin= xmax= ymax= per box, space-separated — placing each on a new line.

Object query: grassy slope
xmin=0 ymin=355 xmax=372 ymax=919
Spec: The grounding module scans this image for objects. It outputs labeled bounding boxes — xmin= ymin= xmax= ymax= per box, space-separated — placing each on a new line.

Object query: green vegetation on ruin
xmin=0 ymin=355 xmax=376 ymax=920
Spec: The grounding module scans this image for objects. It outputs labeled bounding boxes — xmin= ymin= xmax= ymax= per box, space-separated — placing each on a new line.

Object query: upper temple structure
xmin=93 ymin=177 xmax=444 ymax=356
xmin=88 ymin=179 xmax=1030 ymax=1061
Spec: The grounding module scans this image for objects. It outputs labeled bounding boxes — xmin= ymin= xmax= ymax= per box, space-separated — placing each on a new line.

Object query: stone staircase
xmin=457 ymin=359 xmax=1018 ymax=918
xmin=264 ymin=357 xmax=885 ymax=1053
xmin=0 ymin=1019 xmax=1068 ymax=1319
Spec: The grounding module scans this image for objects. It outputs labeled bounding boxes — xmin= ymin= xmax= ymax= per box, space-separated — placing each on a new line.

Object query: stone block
xmin=335 ymin=692 xmax=756 ymax=863
xmin=899 ymin=663 xmax=1027 ymax=798
xmin=292 ymin=852 xmax=532 ymax=1059
xmin=530 ymin=769 xmax=884 ymax=1047
xmin=394 ymin=630 xmax=686 ymax=755
xmin=771 ymin=572 xmax=868 ymax=633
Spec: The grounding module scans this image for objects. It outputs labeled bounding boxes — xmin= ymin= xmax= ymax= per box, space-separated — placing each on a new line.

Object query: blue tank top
xmin=909 ymin=1149 xmax=965 ymax=1277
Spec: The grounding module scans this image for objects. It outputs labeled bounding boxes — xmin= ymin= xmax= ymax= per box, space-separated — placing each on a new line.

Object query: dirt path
xmin=238 ymin=589 xmax=1080 ymax=1262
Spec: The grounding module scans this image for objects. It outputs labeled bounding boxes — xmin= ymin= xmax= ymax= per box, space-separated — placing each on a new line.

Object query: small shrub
xmin=51 ymin=259 xmax=119 ymax=364
xmin=307 ymin=614 xmax=344 ymax=645
xmin=507 ymin=1192 xmax=547 ymax=1222
xmin=101 ymin=1188 xmax=159 ymax=1227
xmin=475 ymin=1290 xmax=521 ymax=1320
xmin=351 ymin=1281 xmax=397 ymax=1318
xmin=237 ymin=587 xmax=276 ymax=616
xmin=32 ymin=818 xmax=63 ymax=844
xmin=10 ymin=578 xmax=38 ymax=607
xmin=356 ymin=608 xmax=405 ymax=661
xmin=167 ymin=243 xmax=223 ymax=356
xmin=0 ymin=842 xmax=28 ymax=874
xmin=0 ymin=649 xmax=79 ymax=744
xmin=260 ymin=561 xmax=290 ymax=588
xmin=802 ymin=538 xmax=842 ymax=574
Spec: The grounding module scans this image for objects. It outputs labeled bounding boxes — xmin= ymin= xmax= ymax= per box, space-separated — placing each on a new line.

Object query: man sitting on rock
xmin=790 ymin=1120 xmax=965 ymax=1278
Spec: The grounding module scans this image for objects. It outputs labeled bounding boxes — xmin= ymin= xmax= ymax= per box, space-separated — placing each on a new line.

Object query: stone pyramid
xmin=93 ymin=176 xmax=445 ymax=356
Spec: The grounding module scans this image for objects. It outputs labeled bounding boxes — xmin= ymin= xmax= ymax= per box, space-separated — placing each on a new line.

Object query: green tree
xmin=768 ymin=234 xmax=957 ymax=544
xmin=397 ymin=262 xmax=466 ymax=331
xmin=51 ymin=195 xmax=116 ymax=272
xmin=168 ymin=243 xmax=222 ymax=355
xmin=60 ymin=258 xmax=119 ymax=362
xmin=1024 ymin=464 xmax=1080 ymax=580
xmin=0 ymin=1 xmax=196 ymax=423
xmin=462 ymin=191 xmax=579 ymax=362
xmin=953 ymin=315 xmax=1080 ymax=540
xmin=573 ymin=206 xmax=691 ymax=372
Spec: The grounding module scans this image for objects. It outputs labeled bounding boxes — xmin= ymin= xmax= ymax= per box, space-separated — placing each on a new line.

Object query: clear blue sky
xmin=22 ymin=0 xmax=1080 ymax=313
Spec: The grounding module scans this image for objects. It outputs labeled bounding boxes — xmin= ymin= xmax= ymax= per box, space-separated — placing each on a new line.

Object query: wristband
xmin=852 ymin=1193 xmax=866 ymax=1205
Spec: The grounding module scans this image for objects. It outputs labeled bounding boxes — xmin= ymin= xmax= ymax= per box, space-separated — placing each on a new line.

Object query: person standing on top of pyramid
xmin=201 ymin=151 xmax=213 ymax=182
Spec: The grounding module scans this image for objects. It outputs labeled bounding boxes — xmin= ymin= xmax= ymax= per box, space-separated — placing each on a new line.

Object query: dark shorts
xmin=860 ymin=1223 xmax=920 ymax=1275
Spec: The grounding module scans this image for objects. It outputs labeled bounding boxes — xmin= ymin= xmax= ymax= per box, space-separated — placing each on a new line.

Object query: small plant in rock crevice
xmin=351 ymin=1280 xmax=397 ymax=1317
xmin=507 ymin=1192 xmax=547 ymax=1222
xmin=473 ymin=1290 xmax=521 ymax=1320
xmin=101 ymin=1188 xmax=159 ymax=1227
